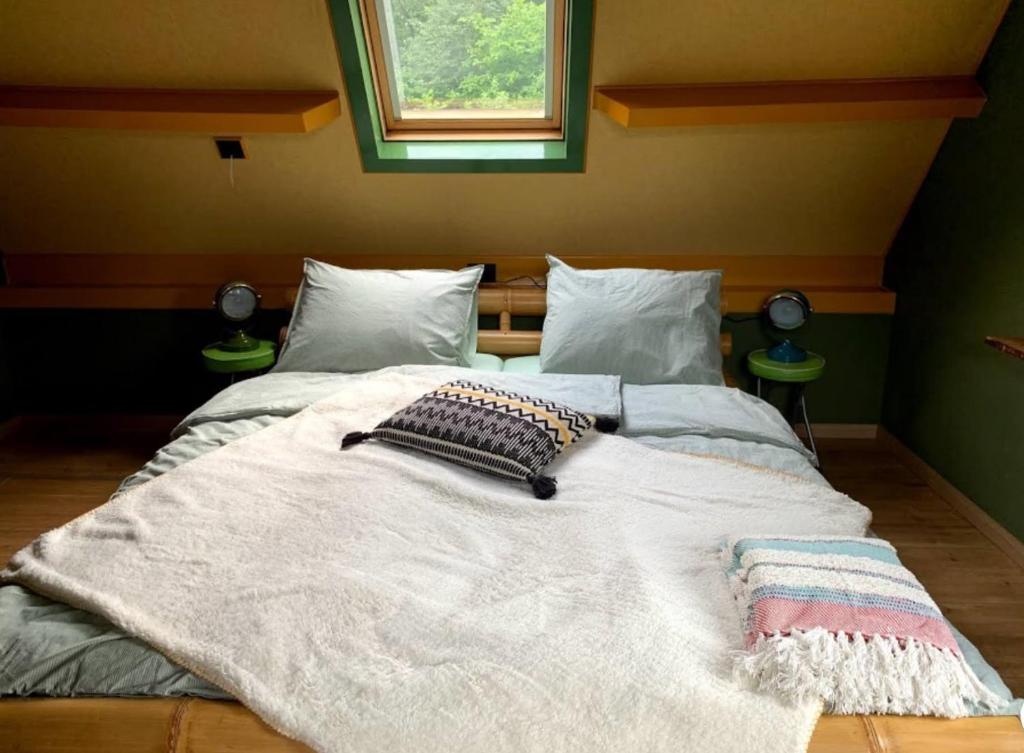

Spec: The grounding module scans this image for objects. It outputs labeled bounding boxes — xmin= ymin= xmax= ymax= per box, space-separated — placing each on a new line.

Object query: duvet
xmin=0 ymin=366 xmax=1017 ymax=751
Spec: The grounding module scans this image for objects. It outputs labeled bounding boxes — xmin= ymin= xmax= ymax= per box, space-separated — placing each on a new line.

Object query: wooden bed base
xmin=1 ymin=698 xmax=1020 ymax=753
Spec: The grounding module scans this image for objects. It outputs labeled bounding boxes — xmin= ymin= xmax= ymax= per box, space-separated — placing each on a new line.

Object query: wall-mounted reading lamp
xmin=213 ymin=281 xmax=261 ymax=352
xmin=762 ymin=289 xmax=813 ymax=363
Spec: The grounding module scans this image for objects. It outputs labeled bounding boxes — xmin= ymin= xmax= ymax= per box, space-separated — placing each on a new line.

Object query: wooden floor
xmin=1 ymin=417 xmax=1022 ymax=697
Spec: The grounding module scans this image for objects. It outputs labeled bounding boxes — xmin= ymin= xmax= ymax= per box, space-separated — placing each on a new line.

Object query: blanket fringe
xmin=734 ymin=628 xmax=1004 ymax=718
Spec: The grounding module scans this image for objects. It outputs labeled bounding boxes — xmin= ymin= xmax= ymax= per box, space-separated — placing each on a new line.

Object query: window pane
xmin=376 ymin=0 xmax=553 ymax=120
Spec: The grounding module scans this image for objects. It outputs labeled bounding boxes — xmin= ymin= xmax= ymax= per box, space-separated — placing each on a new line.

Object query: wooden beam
xmin=593 ymin=77 xmax=986 ymax=128
xmin=1 ymin=253 xmax=886 ymax=288
xmin=476 ymin=286 xmax=743 ymax=317
xmin=475 ymin=330 xmax=733 ymax=358
xmin=810 ymin=714 xmax=1024 ymax=752
xmin=725 ymin=287 xmax=895 ymax=314
xmin=477 ymin=330 xmax=542 ymax=356
xmin=0 ymin=254 xmax=895 ymax=314
xmin=0 ymin=284 xmax=893 ymax=314
xmin=0 ymin=87 xmax=341 ymax=133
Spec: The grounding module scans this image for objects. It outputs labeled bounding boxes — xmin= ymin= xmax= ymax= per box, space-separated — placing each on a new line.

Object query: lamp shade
xmin=763 ymin=289 xmax=812 ymax=331
xmin=214 ymin=281 xmax=261 ymax=324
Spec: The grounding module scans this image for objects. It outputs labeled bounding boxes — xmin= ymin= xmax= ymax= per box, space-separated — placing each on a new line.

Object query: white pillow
xmin=539 ymin=256 xmax=723 ymax=385
xmin=276 ymin=259 xmax=483 ymax=372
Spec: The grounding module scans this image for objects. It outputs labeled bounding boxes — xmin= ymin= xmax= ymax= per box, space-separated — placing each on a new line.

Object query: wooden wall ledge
xmin=593 ymin=77 xmax=986 ymax=128
xmin=985 ymin=336 xmax=1024 ymax=360
xmin=0 ymin=284 xmax=895 ymax=314
xmin=0 ymin=87 xmax=341 ymax=133
xmin=0 ymin=253 xmax=896 ymax=314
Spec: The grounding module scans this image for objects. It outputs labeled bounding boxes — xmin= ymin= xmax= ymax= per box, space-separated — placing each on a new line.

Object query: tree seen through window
xmin=381 ymin=0 xmax=551 ymax=119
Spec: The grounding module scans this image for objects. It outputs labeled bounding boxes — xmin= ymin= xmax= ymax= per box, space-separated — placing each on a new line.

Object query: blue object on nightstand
xmin=766 ymin=339 xmax=808 ymax=363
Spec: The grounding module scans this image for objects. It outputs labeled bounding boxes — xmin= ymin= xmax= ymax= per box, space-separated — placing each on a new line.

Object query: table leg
xmin=797 ymin=387 xmax=819 ymax=467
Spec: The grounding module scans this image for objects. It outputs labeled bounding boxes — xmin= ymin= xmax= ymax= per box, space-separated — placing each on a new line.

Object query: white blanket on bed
xmin=3 ymin=371 xmax=872 ymax=753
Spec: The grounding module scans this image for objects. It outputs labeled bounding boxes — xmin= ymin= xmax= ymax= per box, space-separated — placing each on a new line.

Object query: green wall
xmin=725 ymin=315 xmax=891 ymax=424
xmin=883 ymin=0 xmax=1024 ymax=540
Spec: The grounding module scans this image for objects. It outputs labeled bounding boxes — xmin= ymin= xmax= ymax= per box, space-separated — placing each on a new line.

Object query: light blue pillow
xmin=502 ymin=355 xmax=541 ymax=374
xmin=276 ymin=259 xmax=483 ymax=373
xmin=469 ymin=352 xmax=504 ymax=372
xmin=539 ymin=256 xmax=723 ymax=385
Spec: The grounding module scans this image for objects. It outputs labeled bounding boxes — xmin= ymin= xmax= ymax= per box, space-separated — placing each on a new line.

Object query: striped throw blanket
xmin=723 ymin=535 xmax=1002 ymax=717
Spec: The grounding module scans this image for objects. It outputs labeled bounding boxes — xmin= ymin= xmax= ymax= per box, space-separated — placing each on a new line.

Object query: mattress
xmin=0 ymin=367 xmax=1018 ymax=718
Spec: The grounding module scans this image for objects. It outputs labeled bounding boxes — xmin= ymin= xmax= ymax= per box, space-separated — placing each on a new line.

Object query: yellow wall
xmin=0 ymin=0 xmax=1008 ymax=257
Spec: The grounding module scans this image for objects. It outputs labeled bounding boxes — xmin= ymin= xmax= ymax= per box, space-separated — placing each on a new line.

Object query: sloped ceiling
xmin=0 ymin=0 xmax=1009 ymax=257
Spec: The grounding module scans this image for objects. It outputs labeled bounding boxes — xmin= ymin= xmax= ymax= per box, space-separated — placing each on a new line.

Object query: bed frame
xmin=2 ymin=697 xmax=1021 ymax=753
xmin=3 ymin=282 xmax=1021 ymax=753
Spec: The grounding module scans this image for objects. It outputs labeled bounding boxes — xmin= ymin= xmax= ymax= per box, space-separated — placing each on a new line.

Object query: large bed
xmin=1 ymin=272 xmax=1021 ymax=752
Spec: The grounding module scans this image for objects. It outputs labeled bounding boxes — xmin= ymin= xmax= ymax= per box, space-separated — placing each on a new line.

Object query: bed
xmin=1 ymin=271 xmax=1021 ymax=753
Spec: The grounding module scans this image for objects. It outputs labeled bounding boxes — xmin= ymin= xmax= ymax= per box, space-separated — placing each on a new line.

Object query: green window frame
xmin=327 ymin=0 xmax=594 ymax=173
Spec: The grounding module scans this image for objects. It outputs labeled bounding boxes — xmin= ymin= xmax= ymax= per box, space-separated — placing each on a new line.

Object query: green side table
xmin=747 ymin=349 xmax=826 ymax=463
xmin=202 ymin=339 xmax=276 ymax=382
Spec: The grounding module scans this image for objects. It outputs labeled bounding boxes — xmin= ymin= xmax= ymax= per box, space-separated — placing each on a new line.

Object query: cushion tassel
xmin=340 ymin=431 xmax=371 ymax=450
xmin=528 ymin=474 xmax=557 ymax=500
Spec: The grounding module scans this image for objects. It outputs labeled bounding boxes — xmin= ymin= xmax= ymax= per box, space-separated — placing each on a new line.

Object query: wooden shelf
xmin=985 ymin=336 xmax=1024 ymax=360
xmin=0 ymin=253 xmax=896 ymax=314
xmin=0 ymin=87 xmax=341 ymax=133
xmin=593 ymin=77 xmax=986 ymax=128
xmin=726 ymin=286 xmax=895 ymax=314
xmin=0 ymin=284 xmax=895 ymax=314
xmin=0 ymin=253 xmax=891 ymax=289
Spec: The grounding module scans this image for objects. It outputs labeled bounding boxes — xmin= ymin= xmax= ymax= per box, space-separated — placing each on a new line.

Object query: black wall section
xmin=1 ymin=309 xmax=890 ymax=424
xmin=0 ymin=309 xmax=288 ymax=416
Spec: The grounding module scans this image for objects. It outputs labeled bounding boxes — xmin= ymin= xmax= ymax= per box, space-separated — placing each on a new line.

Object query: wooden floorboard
xmin=0 ymin=417 xmax=1022 ymax=697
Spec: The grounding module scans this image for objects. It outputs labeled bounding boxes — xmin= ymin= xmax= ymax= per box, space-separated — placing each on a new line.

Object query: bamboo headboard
xmin=281 ymin=282 xmax=733 ymax=359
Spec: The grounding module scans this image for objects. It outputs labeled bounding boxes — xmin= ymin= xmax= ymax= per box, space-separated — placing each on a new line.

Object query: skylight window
xmin=360 ymin=0 xmax=566 ymax=139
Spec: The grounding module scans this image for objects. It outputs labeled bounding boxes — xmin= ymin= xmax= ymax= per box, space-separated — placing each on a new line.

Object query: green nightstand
xmin=747 ymin=349 xmax=826 ymax=463
xmin=202 ymin=339 xmax=276 ymax=382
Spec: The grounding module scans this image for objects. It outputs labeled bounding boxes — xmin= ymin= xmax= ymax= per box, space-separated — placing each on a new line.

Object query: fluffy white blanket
xmin=3 ymin=372 xmax=872 ymax=753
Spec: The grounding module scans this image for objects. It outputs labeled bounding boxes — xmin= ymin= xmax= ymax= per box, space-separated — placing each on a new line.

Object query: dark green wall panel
xmin=883 ymin=1 xmax=1024 ymax=540
xmin=0 ymin=309 xmax=287 ymax=415
xmin=0 ymin=315 xmax=15 ymax=422
xmin=726 ymin=315 xmax=891 ymax=425
xmin=1 ymin=308 xmax=890 ymax=424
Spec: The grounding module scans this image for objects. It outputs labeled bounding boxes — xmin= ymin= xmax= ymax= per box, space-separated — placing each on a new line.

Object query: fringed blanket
xmin=723 ymin=535 xmax=1003 ymax=717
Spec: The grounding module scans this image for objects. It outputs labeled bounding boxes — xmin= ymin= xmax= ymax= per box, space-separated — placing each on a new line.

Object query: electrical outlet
xmin=473 ymin=263 xmax=497 ymax=283
xmin=214 ymin=138 xmax=247 ymax=159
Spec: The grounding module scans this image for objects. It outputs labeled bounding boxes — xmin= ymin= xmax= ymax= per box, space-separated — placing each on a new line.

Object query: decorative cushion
xmin=341 ymin=380 xmax=617 ymax=498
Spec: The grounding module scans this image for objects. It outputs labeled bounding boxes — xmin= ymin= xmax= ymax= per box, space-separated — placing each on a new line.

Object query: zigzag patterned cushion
xmin=340 ymin=380 xmax=616 ymax=498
